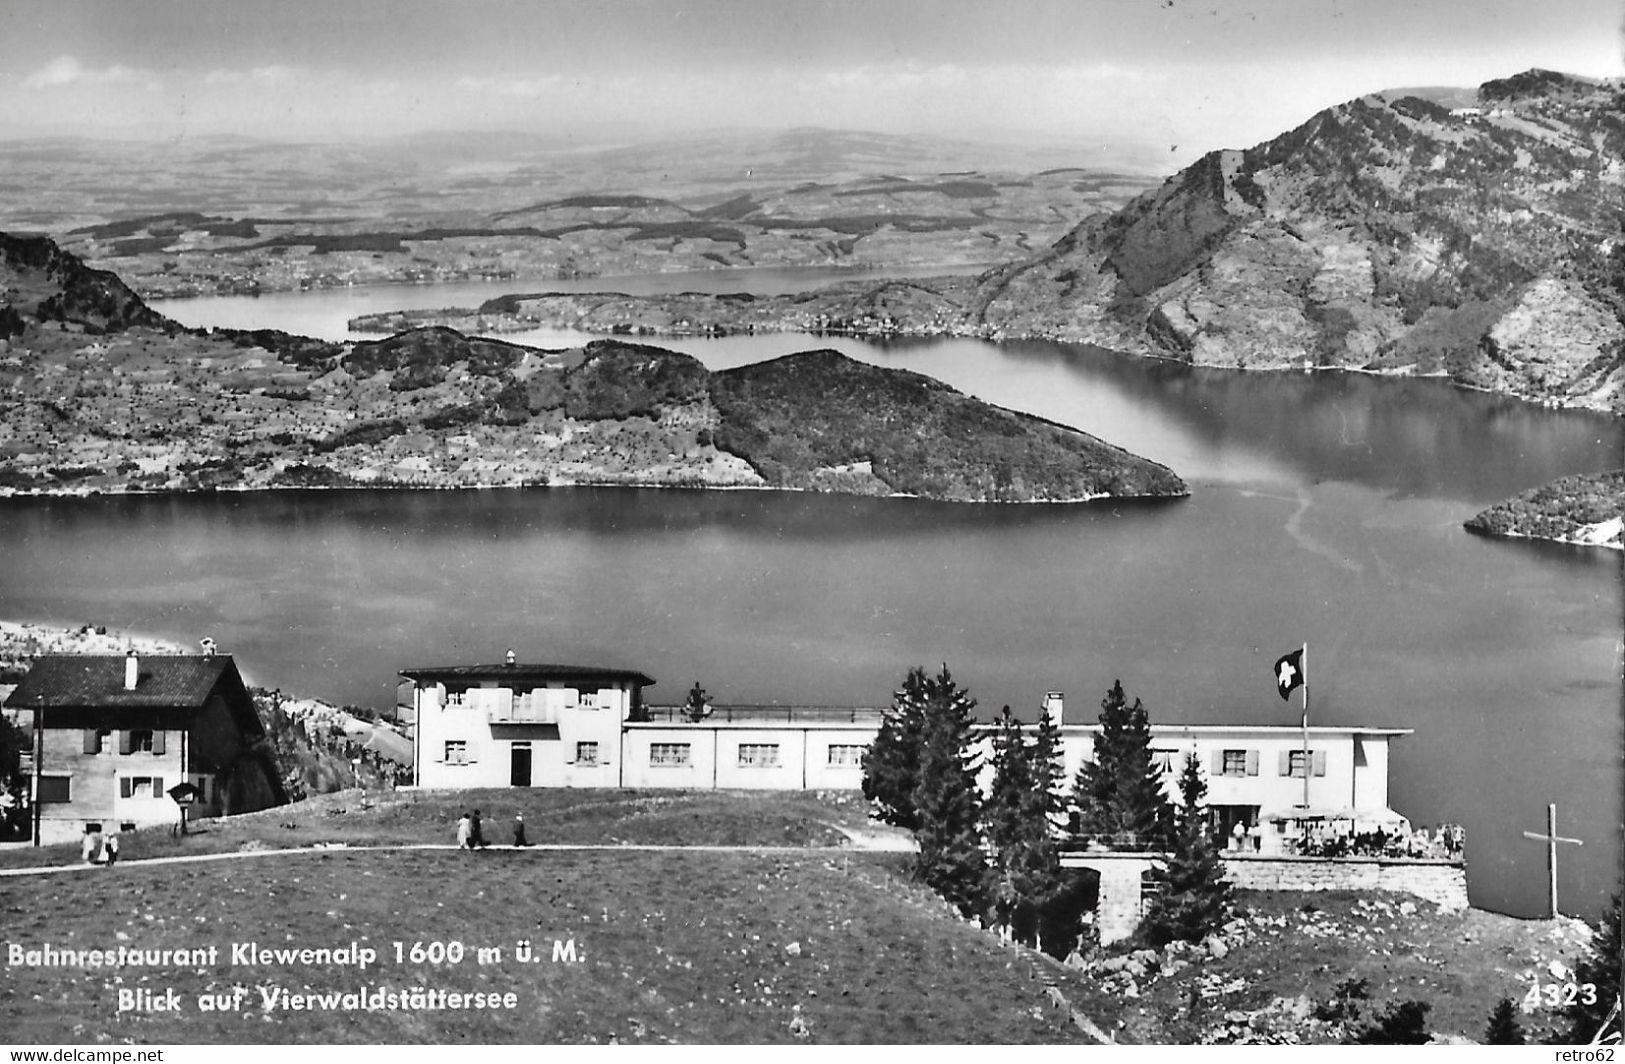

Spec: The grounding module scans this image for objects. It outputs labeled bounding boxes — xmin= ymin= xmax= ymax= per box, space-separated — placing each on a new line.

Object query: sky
xmin=1 ymin=0 xmax=1621 ymax=162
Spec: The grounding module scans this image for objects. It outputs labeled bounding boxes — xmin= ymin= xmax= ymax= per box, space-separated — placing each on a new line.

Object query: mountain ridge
xmin=976 ymin=69 xmax=1625 ymax=411
xmin=0 ymin=235 xmax=1185 ymax=503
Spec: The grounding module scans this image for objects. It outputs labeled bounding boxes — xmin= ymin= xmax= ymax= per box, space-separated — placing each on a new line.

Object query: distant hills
xmin=414 ymin=71 xmax=1625 ymax=414
xmin=0 ymin=234 xmax=1184 ymax=503
xmin=7 ymin=126 xmax=1156 ymax=300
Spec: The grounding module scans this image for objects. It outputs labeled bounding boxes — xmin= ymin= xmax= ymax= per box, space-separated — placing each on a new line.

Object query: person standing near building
xmin=456 ymin=811 xmax=472 ymax=850
xmin=513 ymin=813 xmax=528 ymax=847
xmin=470 ymin=809 xmax=487 ymax=849
xmin=103 ymin=830 xmax=119 ymax=867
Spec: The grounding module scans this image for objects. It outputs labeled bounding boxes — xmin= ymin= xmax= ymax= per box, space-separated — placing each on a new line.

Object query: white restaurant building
xmin=404 ymin=660 xmax=1411 ymax=850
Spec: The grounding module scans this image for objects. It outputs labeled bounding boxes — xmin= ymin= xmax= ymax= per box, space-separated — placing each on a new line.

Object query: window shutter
xmin=466 ymin=745 xmax=478 ymax=764
xmin=431 ymin=747 xmax=444 ymax=763
xmin=118 ymin=731 xmax=133 ymax=755
xmin=1312 ymin=750 xmax=1327 ymax=777
xmin=1245 ymin=750 xmax=1259 ymax=776
xmin=120 ymin=778 xmax=132 ymax=799
xmin=153 ymin=776 xmax=164 ymax=795
xmin=83 ymin=730 xmax=99 ymax=754
xmin=1278 ymin=750 xmax=1292 ymax=776
xmin=151 ymin=730 xmax=165 ymax=755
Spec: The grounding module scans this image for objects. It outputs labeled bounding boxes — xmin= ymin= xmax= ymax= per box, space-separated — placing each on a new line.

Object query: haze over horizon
xmin=2 ymin=0 xmax=1620 ymax=168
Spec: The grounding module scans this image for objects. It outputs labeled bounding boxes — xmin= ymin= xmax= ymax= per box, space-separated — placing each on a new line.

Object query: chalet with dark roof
xmin=4 ymin=651 xmax=285 ymax=843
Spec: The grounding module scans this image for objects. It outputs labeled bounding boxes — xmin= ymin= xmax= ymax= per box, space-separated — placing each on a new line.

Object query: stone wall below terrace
xmin=1223 ymin=854 xmax=1469 ymax=911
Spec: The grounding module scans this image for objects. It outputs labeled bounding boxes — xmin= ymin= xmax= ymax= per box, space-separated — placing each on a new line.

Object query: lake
xmin=4 ymin=270 xmax=1620 ymax=919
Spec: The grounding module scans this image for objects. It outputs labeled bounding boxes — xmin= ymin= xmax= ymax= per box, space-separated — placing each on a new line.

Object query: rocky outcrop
xmin=977 ymin=70 xmax=1625 ymax=412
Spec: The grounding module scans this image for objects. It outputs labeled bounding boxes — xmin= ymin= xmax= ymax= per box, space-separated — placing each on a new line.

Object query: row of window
xmin=439 ymin=740 xmax=868 ymax=769
xmin=443 ymin=740 xmax=603 ymax=765
xmin=80 ymin=729 xmax=166 ymax=755
xmin=1145 ymin=748 xmax=1330 ymax=779
xmin=1213 ymin=749 xmax=1327 ymax=778
xmin=650 ymin=742 xmax=866 ymax=768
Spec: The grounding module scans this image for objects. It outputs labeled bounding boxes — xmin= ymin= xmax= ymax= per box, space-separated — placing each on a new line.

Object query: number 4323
xmin=1525 ymin=982 xmax=1599 ymax=1010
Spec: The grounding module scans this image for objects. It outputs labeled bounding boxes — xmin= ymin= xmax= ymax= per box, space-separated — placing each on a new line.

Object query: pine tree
xmin=983 ymin=707 xmax=1035 ymax=866
xmin=1348 ymin=1000 xmax=1432 ymax=1044
xmin=1072 ymin=679 xmax=1172 ymax=850
xmin=1030 ymin=700 xmax=1068 ymax=830
xmin=981 ymin=704 xmax=1094 ymax=956
xmin=1484 ymin=997 xmax=1524 ymax=1045
xmin=1559 ymin=894 xmax=1623 ymax=1045
xmin=984 ymin=706 xmax=1043 ymax=939
xmin=910 ymin=664 xmax=989 ymax=920
xmin=861 ymin=666 xmax=930 ymax=829
xmin=1140 ymin=751 xmax=1233 ymax=946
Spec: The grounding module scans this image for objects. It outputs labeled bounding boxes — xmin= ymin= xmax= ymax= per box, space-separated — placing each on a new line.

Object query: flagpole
xmin=1300 ymin=641 xmax=1310 ymax=809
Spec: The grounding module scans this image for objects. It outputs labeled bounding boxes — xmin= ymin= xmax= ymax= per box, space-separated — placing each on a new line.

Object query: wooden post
xmin=1299 ymin=642 xmax=1310 ymax=810
xmin=1522 ymin=803 xmax=1583 ymax=919
xmin=30 ymin=706 xmax=42 ymax=847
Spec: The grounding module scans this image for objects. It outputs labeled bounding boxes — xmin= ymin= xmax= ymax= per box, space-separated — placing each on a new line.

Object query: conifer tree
xmin=1140 ymin=751 xmax=1234 ymax=946
xmin=980 ymin=704 xmax=1094 ymax=956
xmin=910 ymin=665 xmax=989 ymax=919
xmin=983 ymin=706 xmax=1035 ymax=866
xmin=1559 ymin=894 xmax=1623 ymax=1045
xmin=1030 ymin=700 xmax=1068 ymax=829
xmin=861 ymin=666 xmax=930 ymax=829
xmin=984 ymin=706 xmax=1043 ymax=939
xmin=1484 ymin=998 xmax=1524 ymax=1045
xmin=1071 ymin=679 xmax=1172 ymax=850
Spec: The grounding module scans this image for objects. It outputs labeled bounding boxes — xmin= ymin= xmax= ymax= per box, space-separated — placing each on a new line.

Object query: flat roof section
xmin=400 ymin=663 xmax=657 ymax=688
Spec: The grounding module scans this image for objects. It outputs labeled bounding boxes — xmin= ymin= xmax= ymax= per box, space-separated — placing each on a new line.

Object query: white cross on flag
xmin=1274 ymin=648 xmax=1305 ymax=701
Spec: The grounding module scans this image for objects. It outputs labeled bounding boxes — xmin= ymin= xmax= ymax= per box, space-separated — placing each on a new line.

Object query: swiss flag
xmin=1273 ymin=648 xmax=1305 ymax=701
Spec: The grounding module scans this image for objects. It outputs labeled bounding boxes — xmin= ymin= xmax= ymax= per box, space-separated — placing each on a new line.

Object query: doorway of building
xmin=510 ymin=743 xmax=532 ymax=787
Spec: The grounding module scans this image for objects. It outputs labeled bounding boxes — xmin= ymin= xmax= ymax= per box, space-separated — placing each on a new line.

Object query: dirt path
xmin=0 ymin=836 xmax=916 ymax=878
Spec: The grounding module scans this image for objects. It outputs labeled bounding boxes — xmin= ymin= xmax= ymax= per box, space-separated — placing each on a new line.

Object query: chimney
xmin=1041 ymin=691 xmax=1064 ymax=729
xmin=200 ymin=637 xmax=217 ymax=658
xmin=125 ymin=650 xmax=139 ymax=691
xmin=505 ymin=648 xmax=516 ymax=667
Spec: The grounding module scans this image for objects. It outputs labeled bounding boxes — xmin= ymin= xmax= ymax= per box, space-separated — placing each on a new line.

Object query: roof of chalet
xmin=399 ymin=663 xmax=657 ymax=687
xmin=3 ymin=654 xmax=246 ymax=710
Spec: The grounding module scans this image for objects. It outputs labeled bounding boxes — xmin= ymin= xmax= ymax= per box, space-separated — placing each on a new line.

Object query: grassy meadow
xmin=0 ymin=789 xmax=1090 ymax=1044
xmin=0 ymin=788 xmax=1599 ymax=1044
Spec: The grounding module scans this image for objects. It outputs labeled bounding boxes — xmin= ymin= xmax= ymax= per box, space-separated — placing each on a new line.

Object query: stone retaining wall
xmin=1222 ymin=854 xmax=1470 ymax=911
xmin=1062 ymin=851 xmax=1471 ymax=944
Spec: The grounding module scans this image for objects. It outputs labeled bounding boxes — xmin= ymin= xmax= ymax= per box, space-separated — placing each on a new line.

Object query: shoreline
xmin=0 ymin=477 xmax=1182 ymax=505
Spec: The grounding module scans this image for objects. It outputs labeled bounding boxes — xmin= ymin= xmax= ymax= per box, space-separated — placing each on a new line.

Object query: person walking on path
xmin=456 ymin=812 xmax=472 ymax=850
xmin=103 ymin=831 xmax=119 ymax=867
xmin=512 ymin=813 xmax=529 ymax=847
xmin=470 ymin=809 xmax=487 ymax=849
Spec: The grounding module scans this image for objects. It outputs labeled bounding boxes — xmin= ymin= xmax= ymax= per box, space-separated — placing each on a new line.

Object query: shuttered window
xmin=119 ymin=776 xmax=164 ymax=799
xmin=1282 ymin=750 xmax=1329 ymax=777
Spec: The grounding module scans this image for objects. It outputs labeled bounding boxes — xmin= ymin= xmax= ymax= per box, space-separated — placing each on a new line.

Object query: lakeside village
xmin=0 ymin=623 xmax=1471 ymax=923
